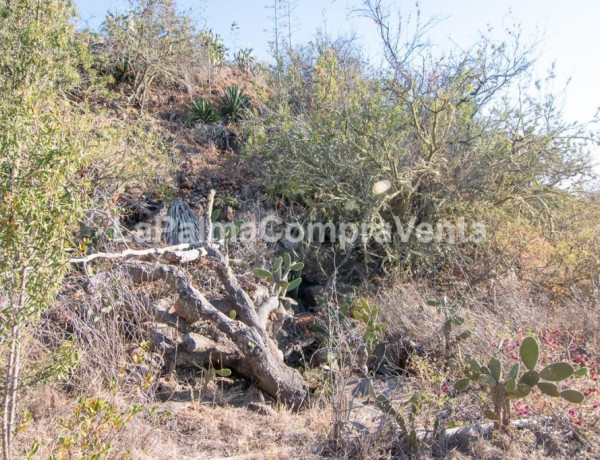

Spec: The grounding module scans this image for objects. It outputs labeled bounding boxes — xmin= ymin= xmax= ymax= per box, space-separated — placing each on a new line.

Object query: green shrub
xmin=0 ymin=1 xmax=88 ymax=455
xmin=102 ymin=0 xmax=201 ymax=111
xmin=49 ymin=397 xmax=142 ymax=459
xmin=71 ymin=112 xmax=177 ymax=205
xmin=243 ymin=26 xmax=596 ymax=279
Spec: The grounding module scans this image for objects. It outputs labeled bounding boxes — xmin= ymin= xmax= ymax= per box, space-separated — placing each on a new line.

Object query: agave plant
xmin=112 ymin=57 xmax=133 ymax=83
xmin=189 ymin=98 xmax=219 ymax=124
xmin=220 ymin=85 xmax=250 ymax=123
xmin=454 ymin=336 xmax=588 ymax=430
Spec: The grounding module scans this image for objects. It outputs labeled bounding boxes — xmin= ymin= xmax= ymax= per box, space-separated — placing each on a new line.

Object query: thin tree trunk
xmin=2 ymin=333 xmax=16 ymax=460
xmin=1 ymin=267 xmax=27 ymax=460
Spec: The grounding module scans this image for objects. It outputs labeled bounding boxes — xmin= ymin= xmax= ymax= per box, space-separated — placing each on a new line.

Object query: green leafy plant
xmin=234 ymin=47 xmax=255 ymax=72
xmin=368 ymin=382 xmax=422 ymax=450
xmin=26 ymin=341 xmax=81 ymax=386
xmin=23 ymin=438 xmax=39 ymax=459
xmin=253 ymin=253 xmax=304 ymax=297
xmin=192 ymin=362 xmax=232 ymax=390
xmin=220 ymin=85 xmax=250 ymax=123
xmin=454 ymin=336 xmax=588 ymax=430
xmin=427 ymin=297 xmax=471 ymax=363
xmin=73 ymin=112 xmax=176 ymax=208
xmin=189 ymin=98 xmax=219 ymax=123
xmin=244 ymin=19 xmax=597 ymax=282
xmin=49 ymin=397 xmax=142 ymax=460
xmin=0 ymin=2 xmax=87 ymax=456
xmin=352 ymin=298 xmax=388 ymax=354
xmin=200 ymin=28 xmax=227 ymax=67
xmin=215 ymin=192 xmax=240 ymax=209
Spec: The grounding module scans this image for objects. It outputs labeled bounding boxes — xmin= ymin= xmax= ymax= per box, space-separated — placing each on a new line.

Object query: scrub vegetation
xmin=1 ymin=0 xmax=599 ymax=458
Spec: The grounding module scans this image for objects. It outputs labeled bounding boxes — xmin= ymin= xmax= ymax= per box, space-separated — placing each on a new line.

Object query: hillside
xmin=1 ymin=1 xmax=600 ymax=459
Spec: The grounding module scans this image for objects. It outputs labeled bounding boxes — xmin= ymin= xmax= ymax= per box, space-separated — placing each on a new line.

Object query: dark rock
xmin=179 ymin=177 xmax=193 ymax=190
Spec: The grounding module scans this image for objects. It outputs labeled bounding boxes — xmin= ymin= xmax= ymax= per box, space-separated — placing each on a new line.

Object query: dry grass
xmin=11 ymin=234 xmax=596 ymax=459
xmin=14 ymin=382 xmax=331 ymax=459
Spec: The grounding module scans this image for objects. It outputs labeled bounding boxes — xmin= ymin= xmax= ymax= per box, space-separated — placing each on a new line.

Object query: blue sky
xmin=76 ymin=0 xmax=599 ymax=163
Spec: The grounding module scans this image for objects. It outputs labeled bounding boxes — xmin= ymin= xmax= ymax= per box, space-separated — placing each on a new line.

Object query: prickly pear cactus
xmin=252 ymin=253 xmax=304 ymax=298
xmin=454 ymin=336 xmax=587 ymax=429
xmin=427 ymin=297 xmax=471 ymax=363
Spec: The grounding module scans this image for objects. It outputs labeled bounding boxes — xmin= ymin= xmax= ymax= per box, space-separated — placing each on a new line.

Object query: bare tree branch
xmin=69 ymin=244 xmax=206 ymax=264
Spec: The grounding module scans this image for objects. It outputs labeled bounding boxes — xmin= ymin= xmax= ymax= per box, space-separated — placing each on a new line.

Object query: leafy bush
xmin=189 ymin=98 xmax=219 ymax=123
xmin=101 ymin=0 xmax=202 ymax=111
xmin=49 ymin=397 xmax=142 ymax=459
xmin=0 ymin=1 xmax=87 ymax=455
xmin=71 ymin=112 xmax=177 ymax=205
xmin=220 ymin=85 xmax=250 ymax=123
xmin=244 ymin=22 xmax=597 ymax=280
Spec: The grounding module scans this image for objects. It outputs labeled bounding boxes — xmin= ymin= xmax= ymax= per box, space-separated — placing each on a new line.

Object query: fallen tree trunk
xmin=122 ymin=261 xmax=308 ymax=407
xmin=176 ymin=333 xmax=253 ymax=376
xmin=71 ymin=189 xmax=309 ymax=408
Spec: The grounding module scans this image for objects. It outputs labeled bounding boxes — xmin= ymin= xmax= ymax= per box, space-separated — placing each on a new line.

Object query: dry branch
xmin=424 ymin=416 xmax=553 ymax=442
xmin=69 ymin=244 xmax=206 ymax=264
